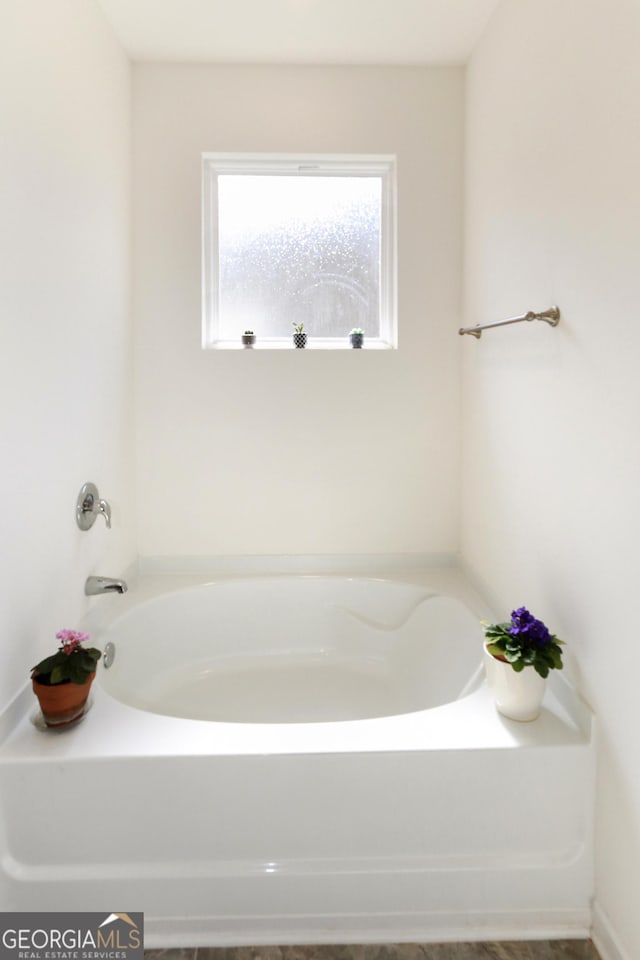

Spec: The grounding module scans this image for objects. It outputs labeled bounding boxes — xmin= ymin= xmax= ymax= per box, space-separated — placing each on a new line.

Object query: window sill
xmin=207 ymin=338 xmax=395 ymax=351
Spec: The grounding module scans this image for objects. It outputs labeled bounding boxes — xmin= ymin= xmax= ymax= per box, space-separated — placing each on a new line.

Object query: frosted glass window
xmin=202 ymin=155 xmax=396 ymax=348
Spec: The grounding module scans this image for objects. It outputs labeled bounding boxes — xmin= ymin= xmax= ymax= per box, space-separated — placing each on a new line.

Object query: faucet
xmin=85 ymin=576 xmax=128 ymax=596
xmin=76 ymin=482 xmax=112 ymax=530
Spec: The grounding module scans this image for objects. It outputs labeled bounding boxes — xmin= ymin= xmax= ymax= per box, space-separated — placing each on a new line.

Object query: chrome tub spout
xmin=85 ymin=576 xmax=128 ymax=596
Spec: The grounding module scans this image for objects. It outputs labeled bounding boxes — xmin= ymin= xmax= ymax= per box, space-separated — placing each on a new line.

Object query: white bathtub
xmin=0 ymin=566 xmax=594 ymax=948
xmin=99 ymin=577 xmax=483 ymax=724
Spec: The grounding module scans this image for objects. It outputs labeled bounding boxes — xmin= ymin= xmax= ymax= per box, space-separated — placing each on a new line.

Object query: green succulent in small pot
xmin=349 ymin=327 xmax=364 ymax=349
xmin=292 ymin=322 xmax=307 ymax=349
xmin=31 ymin=629 xmax=102 ymax=727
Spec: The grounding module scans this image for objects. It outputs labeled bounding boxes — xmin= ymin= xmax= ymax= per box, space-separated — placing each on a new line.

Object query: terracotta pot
xmin=483 ymin=644 xmax=546 ymax=722
xmin=32 ymin=673 xmax=95 ymax=728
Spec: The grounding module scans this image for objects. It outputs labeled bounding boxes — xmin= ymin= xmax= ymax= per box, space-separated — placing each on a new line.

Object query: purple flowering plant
xmin=31 ymin=629 xmax=102 ymax=686
xmin=483 ymin=607 xmax=564 ymax=678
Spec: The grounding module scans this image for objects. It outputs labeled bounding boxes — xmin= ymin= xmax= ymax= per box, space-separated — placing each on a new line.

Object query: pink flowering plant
xmin=483 ymin=607 xmax=564 ymax=678
xmin=31 ymin=629 xmax=102 ymax=685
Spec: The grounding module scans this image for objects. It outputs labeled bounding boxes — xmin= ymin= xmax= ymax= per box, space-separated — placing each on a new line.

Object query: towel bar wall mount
xmin=459 ymin=305 xmax=560 ymax=339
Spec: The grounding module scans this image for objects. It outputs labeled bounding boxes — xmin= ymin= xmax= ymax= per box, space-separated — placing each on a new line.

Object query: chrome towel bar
xmin=459 ymin=305 xmax=560 ymax=339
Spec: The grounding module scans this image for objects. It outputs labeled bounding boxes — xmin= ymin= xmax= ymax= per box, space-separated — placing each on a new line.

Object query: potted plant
xmin=241 ymin=330 xmax=256 ymax=348
xmin=483 ymin=607 xmax=564 ymax=721
xmin=31 ymin=629 xmax=102 ymax=728
xmin=292 ymin=322 xmax=307 ymax=349
xmin=349 ymin=327 xmax=365 ymax=348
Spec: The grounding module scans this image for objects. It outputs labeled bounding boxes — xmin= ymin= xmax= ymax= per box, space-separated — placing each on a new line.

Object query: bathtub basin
xmin=98 ymin=577 xmax=483 ymax=723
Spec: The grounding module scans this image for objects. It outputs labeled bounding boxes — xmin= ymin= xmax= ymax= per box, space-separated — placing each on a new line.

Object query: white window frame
xmin=201 ymin=153 xmax=397 ymax=349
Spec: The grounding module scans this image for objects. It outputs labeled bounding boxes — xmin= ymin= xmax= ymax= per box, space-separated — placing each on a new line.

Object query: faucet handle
xmin=97 ymin=498 xmax=111 ymax=529
xmin=76 ymin=482 xmax=112 ymax=531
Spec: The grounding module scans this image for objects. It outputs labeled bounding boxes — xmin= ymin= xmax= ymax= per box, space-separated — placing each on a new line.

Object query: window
xmin=202 ymin=154 xmax=396 ymax=349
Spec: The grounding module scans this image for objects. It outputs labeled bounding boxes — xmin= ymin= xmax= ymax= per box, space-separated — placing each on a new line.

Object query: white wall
xmin=133 ymin=65 xmax=463 ymax=557
xmin=463 ymin=1 xmax=640 ymax=956
xmin=0 ymin=1 xmax=135 ymax=713
xmin=4 ymin=1 xmax=636 ymax=946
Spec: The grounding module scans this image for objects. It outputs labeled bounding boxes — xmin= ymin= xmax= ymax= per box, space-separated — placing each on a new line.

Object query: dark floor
xmin=145 ymin=941 xmax=601 ymax=960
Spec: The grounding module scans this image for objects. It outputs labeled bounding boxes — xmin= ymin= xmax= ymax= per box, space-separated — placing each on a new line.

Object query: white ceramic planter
xmin=484 ymin=644 xmax=547 ymax=721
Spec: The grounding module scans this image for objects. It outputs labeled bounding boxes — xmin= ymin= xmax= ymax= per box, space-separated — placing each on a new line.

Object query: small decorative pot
xmin=293 ymin=332 xmax=307 ymax=349
xmin=241 ymin=333 xmax=256 ymax=348
xmin=483 ymin=645 xmax=546 ymax=721
xmin=350 ymin=332 xmax=364 ymax=349
xmin=32 ymin=673 xmax=96 ymax=728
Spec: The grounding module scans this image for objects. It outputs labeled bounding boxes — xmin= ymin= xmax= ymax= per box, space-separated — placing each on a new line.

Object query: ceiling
xmin=96 ymin=0 xmax=502 ymax=65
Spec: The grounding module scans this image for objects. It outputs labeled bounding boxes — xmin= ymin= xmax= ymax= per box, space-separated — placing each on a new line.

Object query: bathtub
xmin=0 ymin=566 xmax=594 ymax=947
xmin=99 ymin=577 xmax=484 ymax=724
